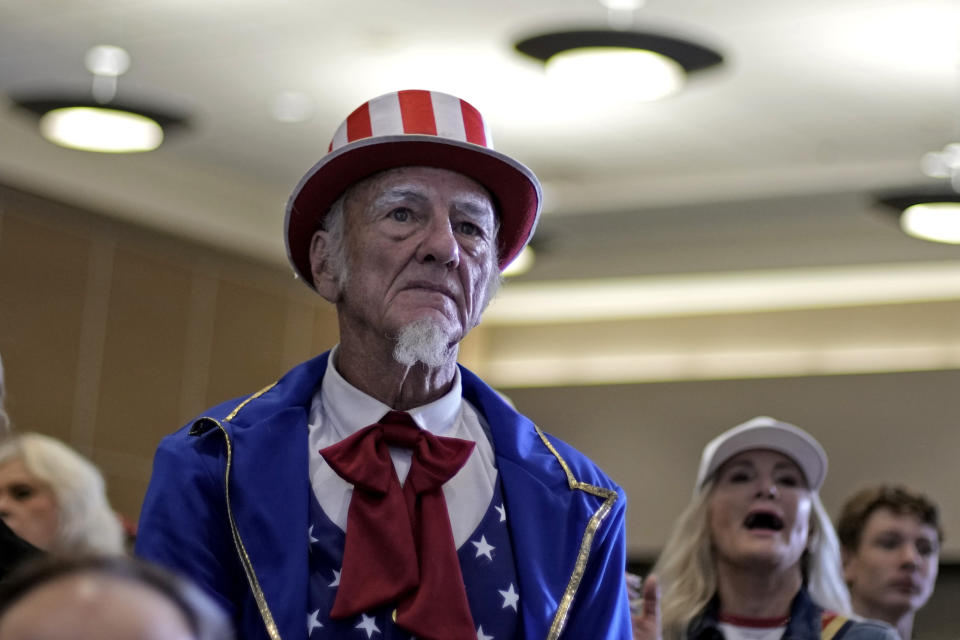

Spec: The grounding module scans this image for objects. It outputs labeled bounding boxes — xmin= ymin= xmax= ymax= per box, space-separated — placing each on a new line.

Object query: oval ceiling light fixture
xmin=901 ymin=202 xmax=960 ymax=244
xmin=515 ymin=29 xmax=723 ymax=102
xmin=548 ymin=47 xmax=684 ymax=102
xmin=39 ymin=106 xmax=164 ymax=153
xmin=9 ymin=45 xmax=189 ymax=153
xmin=13 ymin=97 xmax=188 ymax=153
xmin=878 ymin=192 xmax=960 ymax=245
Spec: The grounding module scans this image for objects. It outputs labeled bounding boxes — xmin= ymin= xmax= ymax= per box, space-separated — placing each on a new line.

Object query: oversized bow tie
xmin=320 ymin=410 xmax=477 ymax=639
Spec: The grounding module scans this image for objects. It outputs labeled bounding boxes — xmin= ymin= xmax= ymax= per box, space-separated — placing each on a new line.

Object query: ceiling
xmin=1 ymin=0 xmax=960 ymax=333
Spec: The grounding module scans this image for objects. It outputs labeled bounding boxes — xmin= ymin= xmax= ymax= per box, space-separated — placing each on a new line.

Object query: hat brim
xmin=698 ymin=421 xmax=828 ymax=492
xmin=285 ymin=135 xmax=542 ymax=289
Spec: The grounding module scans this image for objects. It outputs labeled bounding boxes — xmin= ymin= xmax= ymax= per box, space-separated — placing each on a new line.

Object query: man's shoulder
xmin=534 ymin=427 xmax=623 ymax=494
xmin=158 ymin=352 xmax=331 ymax=449
xmin=459 ymin=365 xmax=623 ymax=497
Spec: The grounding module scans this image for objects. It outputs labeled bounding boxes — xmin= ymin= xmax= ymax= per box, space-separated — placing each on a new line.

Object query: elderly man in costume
xmin=136 ymin=89 xmax=631 ymax=640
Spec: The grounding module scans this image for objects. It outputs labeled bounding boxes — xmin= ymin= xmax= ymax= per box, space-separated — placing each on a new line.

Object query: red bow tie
xmin=320 ymin=410 xmax=477 ymax=639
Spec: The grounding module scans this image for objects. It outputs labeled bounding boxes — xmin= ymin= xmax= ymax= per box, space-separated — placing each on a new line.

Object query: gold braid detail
xmin=535 ymin=425 xmax=618 ymax=640
xmin=206 ymin=382 xmax=282 ymax=639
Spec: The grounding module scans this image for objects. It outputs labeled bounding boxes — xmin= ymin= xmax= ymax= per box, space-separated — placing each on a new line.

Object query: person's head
xmin=285 ymin=90 xmax=542 ymax=367
xmin=311 ymin=166 xmax=501 ymax=367
xmin=654 ymin=416 xmax=850 ymax=637
xmin=837 ymin=486 xmax=941 ymax=623
xmin=0 ymin=353 xmax=10 ymax=437
xmin=0 ymin=554 xmax=232 ymax=640
xmin=0 ymin=433 xmax=123 ymax=554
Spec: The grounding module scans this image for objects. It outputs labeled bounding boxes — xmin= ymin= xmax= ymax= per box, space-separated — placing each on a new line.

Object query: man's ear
xmin=841 ymin=547 xmax=856 ymax=581
xmin=309 ymin=229 xmax=341 ymax=303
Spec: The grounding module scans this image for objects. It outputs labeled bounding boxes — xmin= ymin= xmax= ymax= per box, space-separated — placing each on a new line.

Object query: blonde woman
xmin=633 ymin=417 xmax=897 ymax=640
xmin=0 ymin=433 xmax=123 ymax=555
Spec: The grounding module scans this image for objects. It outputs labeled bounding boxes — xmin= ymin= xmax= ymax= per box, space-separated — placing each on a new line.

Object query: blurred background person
xmin=0 ymin=354 xmax=41 ymax=578
xmin=0 ymin=352 xmax=10 ymax=438
xmin=837 ymin=486 xmax=942 ymax=640
xmin=634 ymin=416 xmax=896 ymax=640
xmin=0 ymin=554 xmax=233 ymax=640
xmin=0 ymin=433 xmax=123 ymax=555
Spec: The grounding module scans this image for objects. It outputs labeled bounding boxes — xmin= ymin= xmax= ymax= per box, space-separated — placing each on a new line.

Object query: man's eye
xmin=456 ymin=221 xmax=481 ymax=236
xmin=776 ymin=476 xmax=800 ymax=488
xmin=876 ymin=536 xmax=902 ymax=550
xmin=916 ymin=540 xmax=936 ymax=556
xmin=389 ymin=208 xmax=411 ymax=222
xmin=729 ymin=472 xmax=750 ymax=483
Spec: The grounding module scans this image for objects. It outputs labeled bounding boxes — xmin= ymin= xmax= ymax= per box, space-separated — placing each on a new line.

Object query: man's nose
xmin=899 ymin=543 xmax=920 ymax=569
xmin=417 ymin=218 xmax=460 ymax=268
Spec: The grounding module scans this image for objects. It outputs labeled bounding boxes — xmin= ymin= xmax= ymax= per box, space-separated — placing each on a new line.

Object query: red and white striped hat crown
xmin=285 ymin=89 xmax=542 ymax=288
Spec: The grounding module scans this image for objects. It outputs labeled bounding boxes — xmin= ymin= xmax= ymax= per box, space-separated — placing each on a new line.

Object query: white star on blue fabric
xmin=308 ymin=525 xmax=319 ymax=545
xmin=477 ymin=625 xmax=494 ymax=640
xmin=329 ymin=568 xmax=341 ymax=587
xmin=307 ymin=609 xmax=323 ymax=635
xmin=495 ymin=503 xmax=506 ymax=523
xmin=471 ymin=535 xmax=495 ymax=561
xmin=498 ymin=582 xmax=519 ymax=612
xmin=355 ymin=613 xmax=380 ymax=638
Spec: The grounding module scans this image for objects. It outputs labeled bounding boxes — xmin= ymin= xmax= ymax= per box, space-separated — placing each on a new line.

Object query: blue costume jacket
xmin=136 ymin=352 xmax=631 ymax=640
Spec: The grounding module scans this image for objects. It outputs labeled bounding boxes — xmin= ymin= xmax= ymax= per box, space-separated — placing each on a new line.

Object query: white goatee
xmin=392 ymin=320 xmax=450 ymax=368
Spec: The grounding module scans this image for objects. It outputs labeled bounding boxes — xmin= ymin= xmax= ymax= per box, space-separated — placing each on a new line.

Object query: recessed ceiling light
xmin=878 ymin=192 xmax=960 ymax=245
xmin=515 ymin=29 xmax=723 ymax=102
xmin=11 ymin=96 xmax=189 ymax=153
xmin=547 ymin=47 xmax=685 ymax=101
xmin=8 ymin=46 xmax=188 ymax=153
xmin=900 ymin=202 xmax=960 ymax=244
xmin=39 ymin=106 xmax=163 ymax=153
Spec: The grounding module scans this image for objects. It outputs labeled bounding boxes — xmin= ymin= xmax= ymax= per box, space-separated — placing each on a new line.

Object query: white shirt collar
xmin=321 ymin=345 xmax=463 ymax=438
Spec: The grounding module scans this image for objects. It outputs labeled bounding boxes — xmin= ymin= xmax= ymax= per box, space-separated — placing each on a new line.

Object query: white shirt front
xmin=307 ymin=348 xmax=498 ymax=548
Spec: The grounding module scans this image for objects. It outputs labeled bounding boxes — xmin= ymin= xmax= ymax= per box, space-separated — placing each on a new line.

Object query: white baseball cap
xmin=695 ymin=416 xmax=828 ymax=492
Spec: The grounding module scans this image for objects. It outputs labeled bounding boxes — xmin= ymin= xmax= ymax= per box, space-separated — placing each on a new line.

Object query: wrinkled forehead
xmin=347 ymin=166 xmax=498 ymax=219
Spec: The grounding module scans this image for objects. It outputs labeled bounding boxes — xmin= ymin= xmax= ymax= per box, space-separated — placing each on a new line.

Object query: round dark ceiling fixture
xmin=515 ymin=29 xmax=723 ymax=72
xmin=8 ymin=45 xmax=190 ymax=154
xmin=514 ymin=29 xmax=724 ymax=102
xmin=877 ymin=190 xmax=960 ymax=245
xmin=10 ymin=94 xmax=190 ymax=154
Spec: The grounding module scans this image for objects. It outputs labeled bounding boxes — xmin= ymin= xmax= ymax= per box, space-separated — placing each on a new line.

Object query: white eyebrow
xmin=372 ymin=186 xmax=428 ymax=208
xmin=371 ymin=185 xmax=494 ymax=220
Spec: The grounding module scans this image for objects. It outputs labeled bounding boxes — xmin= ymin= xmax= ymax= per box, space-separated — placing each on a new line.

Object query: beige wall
xmin=0 ymin=183 xmax=339 ymax=523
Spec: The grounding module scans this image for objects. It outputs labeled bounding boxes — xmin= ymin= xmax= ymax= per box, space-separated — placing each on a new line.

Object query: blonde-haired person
xmin=631 ymin=417 xmax=897 ymax=640
xmin=0 ymin=433 xmax=123 ymax=555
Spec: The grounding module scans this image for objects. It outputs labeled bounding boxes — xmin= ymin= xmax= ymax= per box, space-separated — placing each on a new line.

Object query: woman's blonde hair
xmin=0 ymin=433 xmax=124 ymax=554
xmin=654 ymin=477 xmax=852 ymax=639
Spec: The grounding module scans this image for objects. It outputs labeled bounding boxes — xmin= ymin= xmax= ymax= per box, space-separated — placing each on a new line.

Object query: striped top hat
xmin=285 ymin=89 xmax=542 ymax=289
